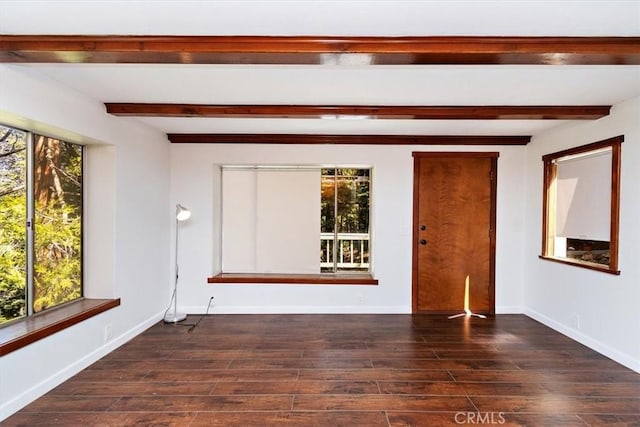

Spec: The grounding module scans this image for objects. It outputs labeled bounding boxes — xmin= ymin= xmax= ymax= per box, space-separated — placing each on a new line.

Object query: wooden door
xmin=412 ymin=152 xmax=497 ymax=314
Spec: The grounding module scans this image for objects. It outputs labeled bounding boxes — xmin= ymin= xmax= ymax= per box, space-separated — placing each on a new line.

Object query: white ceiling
xmin=2 ymin=0 xmax=639 ymax=37
xmin=2 ymin=0 xmax=640 ymax=138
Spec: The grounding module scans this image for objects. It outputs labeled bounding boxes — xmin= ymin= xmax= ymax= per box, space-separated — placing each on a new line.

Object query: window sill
xmin=538 ymin=255 xmax=620 ymax=275
xmin=208 ymin=273 xmax=378 ymax=285
xmin=0 ymin=298 xmax=121 ymax=356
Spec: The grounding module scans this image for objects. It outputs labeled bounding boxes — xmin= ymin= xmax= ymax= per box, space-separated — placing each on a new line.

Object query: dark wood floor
xmin=3 ymin=314 xmax=640 ymax=426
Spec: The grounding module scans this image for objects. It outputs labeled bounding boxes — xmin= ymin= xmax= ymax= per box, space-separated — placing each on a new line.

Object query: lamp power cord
xmin=163 ymin=296 xmax=215 ymax=333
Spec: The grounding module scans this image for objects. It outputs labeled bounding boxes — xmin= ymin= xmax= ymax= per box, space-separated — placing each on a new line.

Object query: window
xmin=221 ymin=166 xmax=371 ymax=274
xmin=321 ymin=168 xmax=370 ymax=272
xmin=541 ymin=136 xmax=622 ymax=274
xmin=0 ymin=124 xmax=83 ymax=325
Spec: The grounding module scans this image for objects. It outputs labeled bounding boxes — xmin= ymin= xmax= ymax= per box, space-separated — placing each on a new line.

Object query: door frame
xmin=411 ymin=151 xmax=498 ymax=314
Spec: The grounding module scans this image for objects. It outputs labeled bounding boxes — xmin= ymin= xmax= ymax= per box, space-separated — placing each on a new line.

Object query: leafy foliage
xmin=0 ymin=192 xmax=27 ymax=321
xmin=33 ymin=204 xmax=82 ymax=312
xmin=32 ymin=135 xmax=82 ymax=313
xmin=0 ymin=126 xmax=27 ymax=322
xmin=321 ymin=168 xmax=370 ymax=234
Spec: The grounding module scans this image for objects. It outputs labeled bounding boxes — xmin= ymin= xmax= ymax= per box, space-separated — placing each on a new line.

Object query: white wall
xmin=0 ymin=65 xmax=171 ymax=419
xmin=523 ymin=96 xmax=640 ymax=372
xmin=170 ymin=143 xmax=526 ymax=314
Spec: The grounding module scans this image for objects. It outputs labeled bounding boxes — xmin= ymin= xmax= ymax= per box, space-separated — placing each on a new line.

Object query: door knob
xmin=420 ymin=225 xmax=426 ymax=231
xmin=420 ymin=239 xmax=427 ymax=245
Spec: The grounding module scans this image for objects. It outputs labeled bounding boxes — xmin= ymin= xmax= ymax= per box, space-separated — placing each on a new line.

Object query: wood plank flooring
xmin=3 ymin=314 xmax=640 ymax=426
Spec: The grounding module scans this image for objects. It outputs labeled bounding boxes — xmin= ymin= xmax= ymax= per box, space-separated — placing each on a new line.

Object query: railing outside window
xmin=320 ymin=232 xmax=369 ymax=271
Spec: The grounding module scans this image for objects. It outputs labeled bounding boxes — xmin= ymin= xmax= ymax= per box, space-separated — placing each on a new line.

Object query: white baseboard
xmin=496 ymin=305 xmax=523 ymax=314
xmin=524 ymin=307 xmax=640 ymax=373
xmin=181 ymin=305 xmax=411 ymax=314
xmin=0 ymin=310 xmax=164 ymax=421
xmin=183 ymin=305 xmax=522 ymax=315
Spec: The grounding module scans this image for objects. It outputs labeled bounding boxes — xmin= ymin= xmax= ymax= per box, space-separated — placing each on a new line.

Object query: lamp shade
xmin=176 ymin=204 xmax=191 ymax=221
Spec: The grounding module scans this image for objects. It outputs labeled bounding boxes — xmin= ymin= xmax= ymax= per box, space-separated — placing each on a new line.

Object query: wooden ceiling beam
xmin=167 ymin=134 xmax=531 ymax=145
xmin=105 ymin=104 xmax=611 ymax=120
xmin=2 ymin=35 xmax=639 ymax=65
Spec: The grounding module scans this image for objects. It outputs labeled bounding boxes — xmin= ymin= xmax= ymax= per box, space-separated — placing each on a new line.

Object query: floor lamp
xmin=448 ymin=275 xmax=486 ymax=319
xmin=164 ymin=204 xmax=191 ymax=323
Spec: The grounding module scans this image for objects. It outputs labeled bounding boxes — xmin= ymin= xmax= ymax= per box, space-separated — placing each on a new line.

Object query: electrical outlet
xmin=570 ymin=313 xmax=581 ymax=330
xmin=104 ymin=323 xmax=113 ymax=342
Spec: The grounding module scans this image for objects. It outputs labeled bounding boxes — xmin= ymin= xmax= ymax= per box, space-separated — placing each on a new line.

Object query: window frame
xmin=321 ymin=167 xmax=372 ymax=274
xmin=0 ymin=124 xmax=85 ymax=326
xmin=540 ymin=135 xmax=623 ymax=274
xmin=218 ymin=164 xmax=373 ymax=276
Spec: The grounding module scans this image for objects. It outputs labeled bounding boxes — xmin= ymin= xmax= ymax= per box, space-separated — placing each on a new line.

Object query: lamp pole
xmin=164 ymin=204 xmax=190 ymax=323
